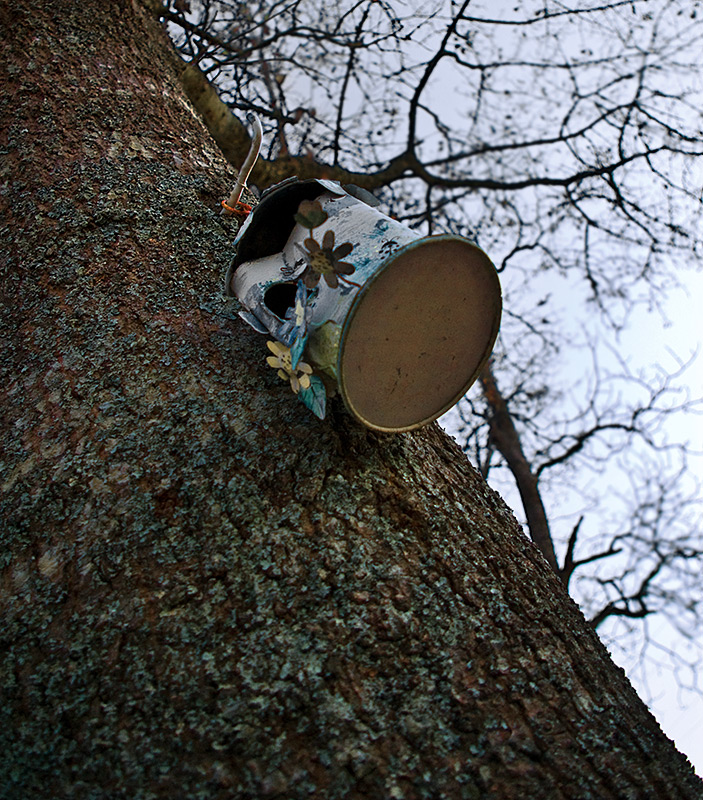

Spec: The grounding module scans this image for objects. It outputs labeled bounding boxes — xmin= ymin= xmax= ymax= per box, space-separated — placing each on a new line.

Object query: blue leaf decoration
xmin=280 ymin=280 xmax=311 ymax=350
xmin=298 ymin=375 xmax=326 ymax=419
xmin=290 ymin=332 xmax=309 ymax=370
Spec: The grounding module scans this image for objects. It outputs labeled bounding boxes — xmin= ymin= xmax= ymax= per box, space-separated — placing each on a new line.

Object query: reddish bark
xmin=0 ymin=1 xmax=700 ymax=797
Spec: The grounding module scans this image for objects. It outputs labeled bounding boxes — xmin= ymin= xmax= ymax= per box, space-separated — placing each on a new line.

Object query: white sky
xmin=443 ymin=264 xmax=703 ymax=774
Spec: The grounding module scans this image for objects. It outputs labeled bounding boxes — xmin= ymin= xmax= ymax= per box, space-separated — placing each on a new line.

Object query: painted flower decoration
xmin=294 ymin=199 xmax=357 ymax=289
xmin=299 ymin=229 xmax=356 ymax=289
xmin=279 ymin=280 xmax=312 ymax=349
xmin=266 ymin=340 xmax=312 ymax=394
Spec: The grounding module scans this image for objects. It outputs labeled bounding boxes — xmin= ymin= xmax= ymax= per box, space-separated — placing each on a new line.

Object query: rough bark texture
xmin=0 ymin=1 xmax=701 ymax=798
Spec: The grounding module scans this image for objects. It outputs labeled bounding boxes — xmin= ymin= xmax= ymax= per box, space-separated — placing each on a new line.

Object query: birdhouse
xmin=226 ymin=178 xmax=501 ymax=432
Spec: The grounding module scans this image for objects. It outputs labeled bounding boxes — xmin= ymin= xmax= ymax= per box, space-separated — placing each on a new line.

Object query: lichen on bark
xmin=0 ymin=1 xmax=701 ymax=798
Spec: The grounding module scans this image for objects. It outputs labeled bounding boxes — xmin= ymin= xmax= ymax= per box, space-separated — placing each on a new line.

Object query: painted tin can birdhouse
xmin=226 ymin=178 xmax=501 ymax=432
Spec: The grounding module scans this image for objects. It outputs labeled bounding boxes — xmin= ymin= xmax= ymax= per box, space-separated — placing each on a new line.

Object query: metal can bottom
xmin=337 ymin=235 xmax=502 ymax=433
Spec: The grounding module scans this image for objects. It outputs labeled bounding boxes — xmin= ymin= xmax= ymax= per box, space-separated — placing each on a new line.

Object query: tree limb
xmin=177 ymin=56 xmax=412 ymax=190
xmin=479 ymin=360 xmax=560 ymax=576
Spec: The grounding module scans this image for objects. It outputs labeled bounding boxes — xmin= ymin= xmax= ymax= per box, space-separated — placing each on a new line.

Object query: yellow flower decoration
xmin=266 ymin=340 xmax=313 ymax=394
xmin=293 ymin=294 xmax=306 ymax=327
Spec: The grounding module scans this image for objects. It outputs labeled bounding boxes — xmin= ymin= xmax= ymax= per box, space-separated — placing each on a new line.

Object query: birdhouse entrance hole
xmin=263 ymin=282 xmax=297 ymax=320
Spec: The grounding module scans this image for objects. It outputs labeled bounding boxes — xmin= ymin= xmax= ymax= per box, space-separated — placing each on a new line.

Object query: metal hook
xmin=221 ymin=112 xmax=263 ymax=215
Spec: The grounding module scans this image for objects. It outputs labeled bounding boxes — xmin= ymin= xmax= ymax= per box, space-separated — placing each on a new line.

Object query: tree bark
xmin=0 ymin=1 xmax=700 ymax=798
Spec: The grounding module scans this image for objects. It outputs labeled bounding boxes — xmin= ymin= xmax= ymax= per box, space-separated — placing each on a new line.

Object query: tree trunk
xmin=0 ymin=2 xmax=700 ymax=798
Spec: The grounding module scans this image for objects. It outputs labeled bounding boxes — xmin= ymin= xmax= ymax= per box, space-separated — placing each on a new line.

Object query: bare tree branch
xmin=479 ymin=360 xmax=560 ymax=576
